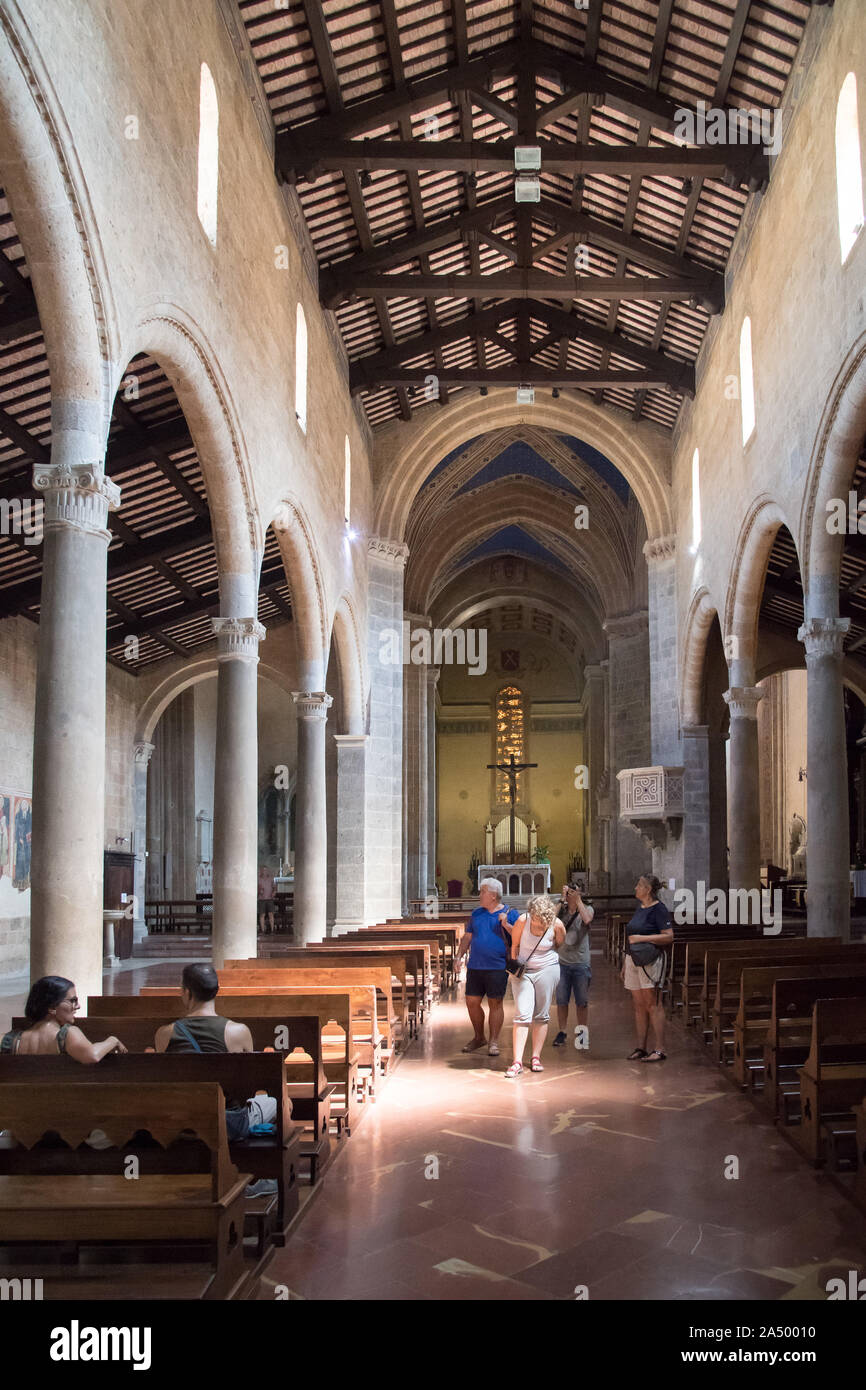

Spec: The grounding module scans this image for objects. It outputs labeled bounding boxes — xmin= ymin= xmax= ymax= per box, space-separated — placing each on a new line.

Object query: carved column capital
xmin=798 ymin=616 xmax=850 ymax=661
xmin=212 ymin=616 xmax=266 ymax=662
xmin=603 ymin=610 xmax=649 ymax=640
xmin=642 ymin=533 xmax=677 ymax=565
xmin=133 ymin=741 xmax=155 ymax=766
xmin=292 ymin=690 xmax=333 ymax=720
xmin=723 ymin=685 xmax=765 ymax=720
xmin=368 ymin=535 xmax=409 ymax=569
xmin=32 ymin=462 xmax=121 ymax=541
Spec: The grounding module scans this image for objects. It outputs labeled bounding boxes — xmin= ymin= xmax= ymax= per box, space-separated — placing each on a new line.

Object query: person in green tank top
xmin=154 ymin=964 xmax=253 ymax=1055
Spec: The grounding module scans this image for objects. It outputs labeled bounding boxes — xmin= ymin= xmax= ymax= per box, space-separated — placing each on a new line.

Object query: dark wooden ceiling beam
xmin=464 ymin=84 xmax=519 ymax=132
xmin=347 ymin=269 xmax=720 ymax=306
xmin=286 ymin=138 xmax=767 ymax=182
xmin=0 ymin=405 xmax=49 ymax=465
xmin=368 ymin=365 xmax=687 ymax=390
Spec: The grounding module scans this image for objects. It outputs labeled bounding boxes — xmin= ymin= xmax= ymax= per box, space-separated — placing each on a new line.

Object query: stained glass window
xmin=495 ymin=686 xmax=525 ymax=803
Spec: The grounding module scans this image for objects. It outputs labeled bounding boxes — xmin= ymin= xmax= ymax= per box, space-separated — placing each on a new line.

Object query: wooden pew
xmin=734 ymin=963 xmax=866 ymax=1088
xmin=762 ymin=976 xmax=866 ymax=1120
xmin=667 ymin=926 xmax=786 ymax=1017
xmin=332 ymin=934 xmax=438 ymax=1003
xmin=346 ymin=927 xmax=455 ymax=990
xmin=855 ymin=1098 xmax=866 ymax=1211
xmin=0 ymin=1082 xmax=250 ymax=1298
xmin=795 ymin=998 xmax=866 ymax=1165
xmin=300 ymin=943 xmax=430 ymax=1029
xmin=223 ymin=961 xmax=400 ymax=1068
xmin=711 ymin=945 xmax=866 ymax=1063
xmin=693 ymin=937 xmax=841 ymax=1031
xmin=359 ymin=924 xmax=463 ymax=985
xmin=81 ymin=1002 xmax=333 ymax=1182
xmin=139 ymin=988 xmax=361 ymax=1135
xmin=0 ymin=1049 xmax=301 ymax=1252
xmin=249 ymin=948 xmax=417 ymax=1038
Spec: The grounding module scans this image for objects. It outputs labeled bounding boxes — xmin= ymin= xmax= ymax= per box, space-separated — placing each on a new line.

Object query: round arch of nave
xmin=0 ymin=0 xmax=119 ymax=434
xmin=405 ymin=477 xmax=630 ymax=616
xmin=433 ymin=571 xmax=605 ymax=664
xmin=723 ymin=496 xmax=795 ymax=683
xmin=118 ymin=307 xmax=260 ymax=603
xmin=802 ymin=327 xmax=866 ymax=601
xmin=374 ymin=387 xmax=673 ymax=543
xmin=134 ymin=656 xmax=297 ymax=747
xmin=329 ymin=594 xmax=366 ymax=736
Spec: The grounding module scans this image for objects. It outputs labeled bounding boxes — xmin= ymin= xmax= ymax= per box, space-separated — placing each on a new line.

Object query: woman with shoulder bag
xmin=622 ymin=874 xmax=673 ymax=1063
xmin=504 ymin=895 xmax=565 ymax=1077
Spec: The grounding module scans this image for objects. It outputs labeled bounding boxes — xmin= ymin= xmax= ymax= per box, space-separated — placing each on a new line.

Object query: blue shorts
xmin=556 ymin=962 xmax=591 ymax=1009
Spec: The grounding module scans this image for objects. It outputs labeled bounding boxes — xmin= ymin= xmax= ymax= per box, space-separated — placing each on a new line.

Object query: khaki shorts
xmin=623 ymin=952 xmax=664 ymax=991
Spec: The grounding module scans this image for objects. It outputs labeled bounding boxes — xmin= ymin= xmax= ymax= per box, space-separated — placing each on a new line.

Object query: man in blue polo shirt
xmin=454 ymin=877 xmax=520 ymax=1057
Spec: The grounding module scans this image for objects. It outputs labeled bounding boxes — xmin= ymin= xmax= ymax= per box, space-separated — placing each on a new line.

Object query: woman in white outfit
xmin=505 ymin=895 xmax=565 ymax=1077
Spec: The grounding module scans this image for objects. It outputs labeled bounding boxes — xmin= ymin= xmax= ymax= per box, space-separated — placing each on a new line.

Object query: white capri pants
xmin=511 ymin=961 xmax=561 ymax=1024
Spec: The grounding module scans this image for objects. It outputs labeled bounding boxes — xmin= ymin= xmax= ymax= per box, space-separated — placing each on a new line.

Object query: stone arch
xmin=375 ymin=389 xmax=673 ymax=542
xmin=724 ymin=497 xmax=795 ymax=681
xmin=135 ymin=656 xmax=295 ymax=744
xmin=801 ymin=327 xmax=866 ymax=607
xmin=119 ymin=306 xmax=258 ymax=610
xmin=0 ymin=1 xmax=121 ymax=446
xmin=436 ymin=592 xmax=601 ymax=671
xmin=269 ymin=495 xmax=328 ymax=690
xmin=681 ymin=587 xmax=721 ymax=727
xmin=329 ymin=594 xmax=366 ymax=735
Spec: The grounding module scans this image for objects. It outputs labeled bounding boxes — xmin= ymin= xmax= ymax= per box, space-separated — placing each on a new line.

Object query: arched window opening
xmin=344 ymin=435 xmax=351 ymax=525
xmin=197 ymin=63 xmax=219 ymax=245
xmin=691 ymin=447 xmax=701 ymax=553
xmin=295 ymin=304 xmax=308 ymax=434
xmin=836 ymin=73 xmax=864 ymax=264
xmin=494 ymin=686 xmax=525 ymax=804
xmin=739 ymin=316 xmax=756 ymax=446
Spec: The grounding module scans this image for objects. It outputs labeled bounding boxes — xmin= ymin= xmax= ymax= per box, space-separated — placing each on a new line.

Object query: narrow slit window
xmin=295 ymin=304 xmax=308 ymax=434
xmin=197 ymin=63 xmax=219 ymax=245
xmin=739 ymin=316 xmax=755 ymax=446
xmin=691 ymin=447 xmax=701 ymax=553
xmin=836 ymin=73 xmax=864 ymax=263
xmin=344 ymin=435 xmax=351 ymax=525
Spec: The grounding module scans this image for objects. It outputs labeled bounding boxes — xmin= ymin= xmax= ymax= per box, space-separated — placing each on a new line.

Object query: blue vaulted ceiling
xmin=449 ymin=525 xmax=573 ymax=578
xmin=456 ymin=440 xmax=580 ymax=497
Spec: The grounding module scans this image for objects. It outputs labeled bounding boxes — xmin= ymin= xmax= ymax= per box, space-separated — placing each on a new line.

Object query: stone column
xmin=723 ymin=685 xmax=765 ymax=892
xmin=603 ymin=612 xmax=652 ymax=892
xmin=211 ymin=617 xmax=265 ymax=967
xmin=333 ymin=733 xmax=369 ymax=932
xmin=366 ymin=538 xmax=409 ymax=923
xmin=644 ymin=536 xmax=681 ymax=765
xmin=403 ymin=635 xmax=428 ymax=907
xmin=30 ymin=460 xmax=120 ymax=1008
xmin=292 ymin=692 xmax=333 ymax=943
xmin=798 ymin=617 xmax=851 ymax=938
xmin=426 ymin=667 xmax=440 ymax=897
xmin=682 ymin=724 xmax=711 ymax=890
xmin=583 ymin=663 xmax=606 ymax=888
xmin=132 ymin=741 xmax=154 ymax=944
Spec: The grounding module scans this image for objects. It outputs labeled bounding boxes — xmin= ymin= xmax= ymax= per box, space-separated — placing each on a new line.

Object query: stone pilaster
xmin=366 ymin=537 xmax=409 ymax=923
xmin=211 ymin=616 xmax=265 ymax=967
xmin=132 ymin=741 xmax=154 ymax=944
xmin=681 ymin=724 xmax=711 ymax=890
xmin=723 ymin=684 xmax=765 ymax=892
xmin=292 ymin=691 xmax=333 ymax=943
xmin=643 ymin=535 xmax=681 ymax=764
xmin=30 ymin=459 xmax=120 ymax=1008
xmin=333 ymin=733 xmax=369 ymax=932
xmin=603 ymin=611 xmax=652 ymax=892
xmin=583 ymin=663 xmax=607 ymax=889
xmin=798 ymin=616 xmax=851 ymax=938
xmin=403 ymin=620 xmax=429 ymax=907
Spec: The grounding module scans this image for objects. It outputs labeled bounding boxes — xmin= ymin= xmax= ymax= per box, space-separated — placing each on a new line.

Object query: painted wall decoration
xmin=0 ymin=795 xmax=10 ymax=881
xmin=12 ymin=795 xmax=31 ymax=891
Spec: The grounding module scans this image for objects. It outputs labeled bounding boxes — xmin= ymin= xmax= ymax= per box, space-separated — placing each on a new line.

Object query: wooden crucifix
xmin=487 ymin=752 xmax=538 ymax=862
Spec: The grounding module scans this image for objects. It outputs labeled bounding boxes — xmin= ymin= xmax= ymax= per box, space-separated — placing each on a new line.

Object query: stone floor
xmin=257 ymin=952 xmax=866 ymax=1301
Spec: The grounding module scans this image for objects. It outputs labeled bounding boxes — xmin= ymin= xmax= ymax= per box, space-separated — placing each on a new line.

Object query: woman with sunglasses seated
xmin=1 ymin=975 xmax=127 ymax=1061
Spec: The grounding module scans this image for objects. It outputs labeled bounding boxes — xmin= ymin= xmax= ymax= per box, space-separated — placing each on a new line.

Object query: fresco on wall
xmin=0 ymin=795 xmax=10 ymax=880
xmin=12 ymin=795 xmax=31 ymax=891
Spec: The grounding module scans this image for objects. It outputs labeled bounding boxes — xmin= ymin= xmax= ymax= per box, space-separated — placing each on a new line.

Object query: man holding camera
xmin=552 ymin=882 xmax=594 ymax=1048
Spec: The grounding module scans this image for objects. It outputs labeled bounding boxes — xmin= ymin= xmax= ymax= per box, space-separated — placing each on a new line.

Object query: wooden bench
xmin=81 ymin=1002 xmax=334 ymax=1183
xmin=693 ymin=936 xmax=841 ymax=1032
xmin=854 ymin=1098 xmax=866 ymax=1211
xmin=345 ymin=928 xmax=452 ymax=991
xmin=734 ymin=964 xmax=866 ymax=1089
xmin=139 ymin=988 xmax=361 ymax=1136
xmin=356 ymin=924 xmax=463 ymax=987
xmin=795 ymin=998 xmax=866 ymax=1165
xmin=250 ymin=948 xmax=417 ymax=1038
xmin=711 ymin=945 xmax=866 ymax=1064
xmin=224 ymin=961 xmax=400 ymax=1069
xmin=761 ymin=977 xmax=866 ymax=1121
xmin=0 ymin=1081 xmax=251 ymax=1298
xmin=0 ymin=1049 xmax=301 ymax=1253
xmin=666 ymin=926 xmax=787 ymax=1017
xmin=301 ymin=944 xmax=430 ymax=1029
